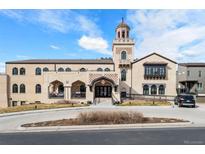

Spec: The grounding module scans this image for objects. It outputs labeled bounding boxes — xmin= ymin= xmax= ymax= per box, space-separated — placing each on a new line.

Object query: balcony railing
xmin=144 ymin=74 xmax=166 ymax=79
xmin=49 ymin=93 xmax=64 ymax=99
xmin=71 ymin=92 xmax=86 ymax=99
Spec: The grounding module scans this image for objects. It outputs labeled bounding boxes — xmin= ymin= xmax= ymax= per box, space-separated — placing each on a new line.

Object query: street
xmin=0 ymin=127 xmax=205 ymax=145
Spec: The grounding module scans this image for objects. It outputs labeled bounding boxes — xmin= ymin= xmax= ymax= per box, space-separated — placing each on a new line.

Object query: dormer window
xmin=121 ymin=51 xmax=127 ymax=60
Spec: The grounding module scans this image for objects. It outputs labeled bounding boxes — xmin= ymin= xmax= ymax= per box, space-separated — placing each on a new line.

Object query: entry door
xmin=95 ymin=86 xmax=112 ymax=97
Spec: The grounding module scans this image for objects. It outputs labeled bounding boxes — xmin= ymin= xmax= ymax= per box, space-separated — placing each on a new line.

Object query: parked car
xmin=174 ymin=94 xmax=196 ymax=108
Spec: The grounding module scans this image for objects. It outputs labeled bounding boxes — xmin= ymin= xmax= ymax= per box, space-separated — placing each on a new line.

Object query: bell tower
xmin=112 ymin=18 xmax=135 ymax=69
xmin=112 ymin=18 xmax=135 ymax=96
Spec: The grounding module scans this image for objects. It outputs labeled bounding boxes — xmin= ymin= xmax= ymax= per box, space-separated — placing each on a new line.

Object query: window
xmin=187 ymin=70 xmax=190 ymax=77
xmin=43 ymin=67 xmax=49 ymax=72
xmin=121 ymin=69 xmax=126 ymax=81
xmin=35 ymin=67 xmax=41 ymax=75
xmin=118 ymin=31 xmax=120 ymax=38
xmin=20 ymin=84 xmax=25 ymax=93
xmin=65 ymin=67 xmax=71 ymax=72
xmin=104 ymin=68 xmax=110 ymax=72
xmin=158 ymin=85 xmax=165 ymax=95
xmin=80 ymin=68 xmax=86 ymax=72
xmin=199 ymin=71 xmax=202 ymax=77
xmin=127 ymin=31 xmax=129 ymax=38
xmin=143 ymin=85 xmax=149 ymax=95
xmin=12 ymin=84 xmax=18 ymax=93
xmin=58 ymin=67 xmax=64 ymax=72
xmin=12 ymin=67 xmax=18 ymax=75
xmin=121 ymin=51 xmax=127 ymax=60
xmin=151 ymin=85 xmax=157 ymax=95
xmin=12 ymin=101 xmax=17 ymax=107
xmin=80 ymin=85 xmax=86 ymax=93
xmin=197 ymin=83 xmax=203 ymax=90
xmin=121 ymin=92 xmax=127 ymax=98
xmin=20 ymin=101 xmax=26 ymax=105
xmin=144 ymin=65 xmax=166 ymax=79
xmin=35 ymin=84 xmax=41 ymax=93
xmin=97 ymin=68 xmax=103 ymax=72
xmin=122 ymin=30 xmax=125 ymax=38
xmin=20 ymin=68 xmax=25 ymax=75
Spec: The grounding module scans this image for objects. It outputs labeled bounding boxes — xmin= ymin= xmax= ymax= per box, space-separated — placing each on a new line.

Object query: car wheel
xmin=178 ymin=103 xmax=181 ymax=107
xmin=192 ymin=105 xmax=196 ymax=108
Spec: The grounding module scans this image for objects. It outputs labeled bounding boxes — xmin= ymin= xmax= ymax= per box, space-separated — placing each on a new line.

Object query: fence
xmin=123 ymin=94 xmax=176 ymax=102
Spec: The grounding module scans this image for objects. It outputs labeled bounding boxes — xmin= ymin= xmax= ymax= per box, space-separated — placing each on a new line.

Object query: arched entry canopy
xmin=89 ymin=76 xmax=118 ymax=98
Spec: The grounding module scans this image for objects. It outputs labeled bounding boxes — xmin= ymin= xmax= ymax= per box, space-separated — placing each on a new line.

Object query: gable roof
xmin=132 ymin=52 xmax=177 ymax=64
xmin=6 ymin=59 xmax=114 ymax=64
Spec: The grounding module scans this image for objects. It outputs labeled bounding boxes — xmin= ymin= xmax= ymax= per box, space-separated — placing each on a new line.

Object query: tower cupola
xmin=115 ymin=18 xmax=130 ymax=39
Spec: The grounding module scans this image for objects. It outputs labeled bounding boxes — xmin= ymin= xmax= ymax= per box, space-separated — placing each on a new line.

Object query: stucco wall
xmin=0 ymin=74 xmax=8 ymax=108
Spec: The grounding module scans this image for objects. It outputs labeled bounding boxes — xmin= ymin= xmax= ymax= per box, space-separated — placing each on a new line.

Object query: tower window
xmin=127 ymin=31 xmax=129 ymax=38
xmin=121 ymin=69 xmax=126 ymax=81
xmin=121 ymin=51 xmax=127 ymax=60
xmin=122 ymin=30 xmax=125 ymax=38
xmin=118 ymin=31 xmax=120 ymax=38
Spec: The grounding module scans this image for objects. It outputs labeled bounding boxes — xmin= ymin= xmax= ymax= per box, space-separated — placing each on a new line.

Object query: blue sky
xmin=1 ymin=10 xmax=205 ymax=72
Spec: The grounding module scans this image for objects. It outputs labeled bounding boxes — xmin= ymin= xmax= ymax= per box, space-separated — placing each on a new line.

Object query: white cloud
xmin=0 ymin=62 xmax=5 ymax=73
xmin=127 ymin=10 xmax=205 ymax=62
xmin=78 ymin=35 xmax=111 ymax=55
xmin=50 ymin=45 xmax=61 ymax=50
xmin=16 ymin=55 xmax=30 ymax=59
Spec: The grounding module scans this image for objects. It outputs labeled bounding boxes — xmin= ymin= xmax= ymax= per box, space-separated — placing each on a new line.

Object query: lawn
xmin=117 ymin=100 xmax=172 ymax=106
xmin=0 ymin=103 xmax=88 ymax=114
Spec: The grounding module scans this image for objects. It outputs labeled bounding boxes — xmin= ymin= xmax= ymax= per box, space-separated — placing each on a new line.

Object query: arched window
xmin=118 ymin=31 xmax=120 ymax=38
xmin=143 ymin=85 xmax=149 ymax=95
xmin=20 ymin=84 xmax=25 ymax=93
xmin=12 ymin=67 xmax=18 ymax=75
xmin=122 ymin=30 xmax=125 ymax=38
xmin=151 ymin=85 xmax=157 ymax=95
xmin=43 ymin=67 xmax=49 ymax=72
xmin=97 ymin=68 xmax=103 ymax=72
xmin=12 ymin=84 xmax=18 ymax=93
xmin=121 ymin=51 xmax=127 ymax=60
xmin=35 ymin=67 xmax=41 ymax=75
xmin=80 ymin=68 xmax=86 ymax=72
xmin=58 ymin=67 xmax=64 ymax=72
xmin=35 ymin=84 xmax=41 ymax=93
xmin=127 ymin=31 xmax=129 ymax=38
xmin=65 ymin=67 xmax=71 ymax=72
xmin=104 ymin=68 xmax=110 ymax=72
xmin=121 ymin=69 xmax=126 ymax=81
xmin=20 ymin=68 xmax=25 ymax=75
xmin=158 ymin=85 xmax=165 ymax=95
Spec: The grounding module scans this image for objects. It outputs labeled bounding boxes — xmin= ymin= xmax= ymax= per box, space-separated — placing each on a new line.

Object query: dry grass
xmin=78 ymin=110 xmax=144 ymax=124
xmin=119 ymin=100 xmax=171 ymax=106
xmin=0 ymin=103 xmax=87 ymax=114
xmin=21 ymin=110 xmax=188 ymax=127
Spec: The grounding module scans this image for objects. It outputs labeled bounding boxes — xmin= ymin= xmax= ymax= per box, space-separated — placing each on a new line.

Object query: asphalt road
xmin=1 ymin=127 xmax=205 ymax=145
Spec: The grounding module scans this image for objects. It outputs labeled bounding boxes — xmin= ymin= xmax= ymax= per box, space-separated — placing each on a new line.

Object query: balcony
xmin=119 ymin=59 xmax=131 ymax=67
xmin=144 ymin=74 xmax=166 ymax=80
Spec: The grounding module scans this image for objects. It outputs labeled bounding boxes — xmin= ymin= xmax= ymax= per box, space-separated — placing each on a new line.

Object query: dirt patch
xmin=22 ymin=110 xmax=188 ymax=127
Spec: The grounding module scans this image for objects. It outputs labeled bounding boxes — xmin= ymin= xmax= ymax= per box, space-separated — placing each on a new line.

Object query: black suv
xmin=174 ymin=94 xmax=196 ymax=108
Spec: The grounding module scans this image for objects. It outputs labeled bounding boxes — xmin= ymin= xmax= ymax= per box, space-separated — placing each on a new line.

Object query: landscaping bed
xmin=0 ymin=103 xmax=88 ymax=114
xmin=118 ymin=100 xmax=172 ymax=106
xmin=22 ymin=110 xmax=188 ymax=127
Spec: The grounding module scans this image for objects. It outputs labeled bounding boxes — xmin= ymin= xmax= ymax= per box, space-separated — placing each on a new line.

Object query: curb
xmin=0 ymin=106 xmax=90 ymax=118
xmin=0 ymin=121 xmax=195 ymax=134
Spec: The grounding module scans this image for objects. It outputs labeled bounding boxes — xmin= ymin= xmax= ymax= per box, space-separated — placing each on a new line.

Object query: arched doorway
xmin=71 ymin=80 xmax=86 ymax=99
xmin=93 ymin=78 xmax=114 ymax=98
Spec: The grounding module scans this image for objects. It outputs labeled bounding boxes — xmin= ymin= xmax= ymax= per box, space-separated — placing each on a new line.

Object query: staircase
xmin=94 ymin=97 xmax=113 ymax=106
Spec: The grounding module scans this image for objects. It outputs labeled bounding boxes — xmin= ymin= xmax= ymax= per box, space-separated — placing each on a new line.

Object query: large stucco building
xmin=0 ymin=19 xmax=178 ymax=108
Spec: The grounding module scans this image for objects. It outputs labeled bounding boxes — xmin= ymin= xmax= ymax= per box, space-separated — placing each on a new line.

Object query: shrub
xmin=78 ymin=110 xmax=144 ymax=124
